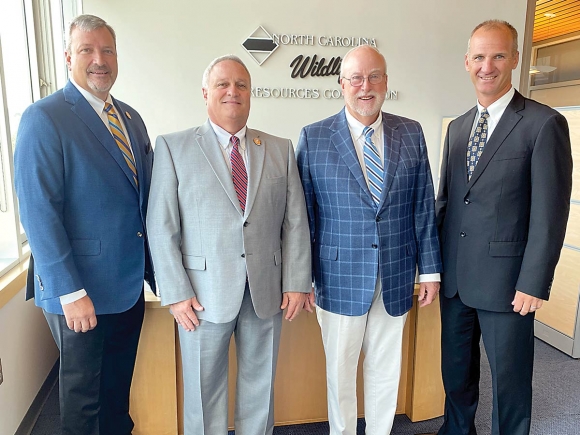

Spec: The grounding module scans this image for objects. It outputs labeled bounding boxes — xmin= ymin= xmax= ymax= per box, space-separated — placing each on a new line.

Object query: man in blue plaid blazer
xmin=296 ymin=45 xmax=442 ymax=435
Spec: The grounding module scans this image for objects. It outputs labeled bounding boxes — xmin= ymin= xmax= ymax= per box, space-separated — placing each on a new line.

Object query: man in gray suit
xmin=146 ymin=55 xmax=311 ymax=435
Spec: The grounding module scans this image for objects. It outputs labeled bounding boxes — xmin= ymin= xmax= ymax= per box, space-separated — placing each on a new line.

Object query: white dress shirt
xmin=208 ymin=120 xmax=248 ymax=170
xmin=472 ymin=86 xmax=515 ymax=139
xmin=345 ymin=109 xmax=385 ymax=185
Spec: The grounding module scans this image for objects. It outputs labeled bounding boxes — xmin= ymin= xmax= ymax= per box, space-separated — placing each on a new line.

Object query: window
xmin=530 ymin=37 xmax=580 ymax=87
xmin=0 ymin=0 xmax=69 ymax=277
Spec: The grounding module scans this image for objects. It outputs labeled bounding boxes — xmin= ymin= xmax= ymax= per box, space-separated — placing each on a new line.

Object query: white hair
xmin=340 ymin=44 xmax=387 ymax=78
xmin=202 ymin=55 xmax=251 ymax=88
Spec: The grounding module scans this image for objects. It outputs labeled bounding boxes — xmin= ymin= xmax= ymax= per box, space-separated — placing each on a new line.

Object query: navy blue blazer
xmin=14 ymin=81 xmax=155 ymax=315
xmin=296 ymin=108 xmax=441 ymax=317
xmin=436 ymin=91 xmax=572 ymax=311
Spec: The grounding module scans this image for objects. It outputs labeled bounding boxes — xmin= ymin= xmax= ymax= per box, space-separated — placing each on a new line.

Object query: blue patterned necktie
xmin=466 ymin=109 xmax=490 ymax=180
xmin=230 ymin=135 xmax=247 ymax=212
xmin=104 ymin=103 xmax=138 ymax=186
xmin=363 ymin=126 xmax=383 ymax=205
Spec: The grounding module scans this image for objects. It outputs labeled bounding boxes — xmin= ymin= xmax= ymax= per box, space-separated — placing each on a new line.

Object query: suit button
xmin=137 ymin=232 xmax=143 ymax=237
xmin=243 ymin=221 xmax=249 ymax=227
xmin=241 ymin=254 xmax=246 ymax=258
xmin=376 ymin=217 xmax=382 ymax=222
xmin=460 ymin=232 xmax=466 ymax=237
xmin=371 ymin=244 xmax=378 ymax=249
xmin=464 ymin=199 xmax=471 ymax=205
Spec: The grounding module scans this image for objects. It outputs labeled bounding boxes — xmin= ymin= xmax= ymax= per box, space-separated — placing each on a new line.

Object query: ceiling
xmin=534 ymin=0 xmax=580 ymax=42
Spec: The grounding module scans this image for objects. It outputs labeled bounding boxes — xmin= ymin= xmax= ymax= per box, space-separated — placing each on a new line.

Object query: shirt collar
xmin=69 ymin=77 xmax=113 ymax=113
xmin=477 ymin=86 xmax=515 ymax=120
xmin=344 ymin=108 xmax=383 ymax=139
xmin=208 ymin=119 xmax=247 ymax=150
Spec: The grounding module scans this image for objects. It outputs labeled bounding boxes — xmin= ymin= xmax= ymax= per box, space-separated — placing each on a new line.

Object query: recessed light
xmin=544 ymin=13 xmax=557 ymax=18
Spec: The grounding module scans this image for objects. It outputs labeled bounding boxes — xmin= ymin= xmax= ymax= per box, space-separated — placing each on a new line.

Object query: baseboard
xmin=15 ymin=359 xmax=59 ymax=435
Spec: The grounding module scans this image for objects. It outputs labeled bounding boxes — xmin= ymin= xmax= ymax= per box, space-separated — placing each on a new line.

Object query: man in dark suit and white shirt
xmin=435 ymin=20 xmax=572 ymax=435
xmin=14 ymin=14 xmax=155 ymax=435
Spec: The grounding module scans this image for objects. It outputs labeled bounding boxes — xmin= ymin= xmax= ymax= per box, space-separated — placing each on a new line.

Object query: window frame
xmin=0 ymin=0 xmax=67 ymax=279
xmin=529 ymin=34 xmax=580 ymax=92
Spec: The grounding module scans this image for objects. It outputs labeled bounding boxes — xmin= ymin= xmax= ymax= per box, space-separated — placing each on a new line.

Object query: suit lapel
xmin=466 ymin=92 xmax=524 ymax=190
xmin=245 ymin=128 xmax=265 ymax=217
xmin=196 ymin=121 xmax=242 ymax=215
xmin=64 ymin=83 xmax=138 ymax=193
xmin=330 ymin=110 xmax=373 ymax=203
xmin=378 ymin=114 xmax=401 ymax=210
xmin=453 ymin=107 xmax=478 ymax=187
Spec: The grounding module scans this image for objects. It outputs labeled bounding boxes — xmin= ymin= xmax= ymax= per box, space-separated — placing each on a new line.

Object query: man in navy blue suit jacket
xmin=14 ymin=15 xmax=155 ymax=435
xmin=296 ymin=45 xmax=442 ymax=435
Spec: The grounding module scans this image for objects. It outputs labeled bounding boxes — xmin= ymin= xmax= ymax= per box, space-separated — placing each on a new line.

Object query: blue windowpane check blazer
xmin=296 ymin=108 xmax=442 ymax=317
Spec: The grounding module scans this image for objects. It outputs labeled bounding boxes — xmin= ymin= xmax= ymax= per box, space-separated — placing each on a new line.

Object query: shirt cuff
xmin=419 ymin=273 xmax=441 ymax=283
xmin=60 ymin=289 xmax=87 ymax=305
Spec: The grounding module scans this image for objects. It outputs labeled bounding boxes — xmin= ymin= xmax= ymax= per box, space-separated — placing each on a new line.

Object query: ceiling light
xmin=529 ymin=65 xmax=557 ymax=74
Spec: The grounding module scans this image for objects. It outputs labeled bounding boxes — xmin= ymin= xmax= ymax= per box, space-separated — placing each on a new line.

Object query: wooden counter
xmin=130 ymin=288 xmax=444 ymax=434
xmin=129 ymin=293 xmax=178 ymax=435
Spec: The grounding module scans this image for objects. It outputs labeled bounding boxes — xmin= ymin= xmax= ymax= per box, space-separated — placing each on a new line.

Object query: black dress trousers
xmin=45 ymin=292 xmax=145 ymax=435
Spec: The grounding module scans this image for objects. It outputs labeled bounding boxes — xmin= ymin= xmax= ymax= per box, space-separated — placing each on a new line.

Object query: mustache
xmin=355 ymin=91 xmax=378 ymax=98
xmin=87 ymin=66 xmax=110 ymax=73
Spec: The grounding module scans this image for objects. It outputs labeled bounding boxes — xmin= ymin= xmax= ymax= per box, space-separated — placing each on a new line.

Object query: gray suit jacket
xmin=147 ymin=120 xmax=311 ymax=323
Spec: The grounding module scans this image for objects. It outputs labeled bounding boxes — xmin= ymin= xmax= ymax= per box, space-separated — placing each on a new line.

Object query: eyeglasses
xmin=341 ymin=74 xmax=386 ymax=87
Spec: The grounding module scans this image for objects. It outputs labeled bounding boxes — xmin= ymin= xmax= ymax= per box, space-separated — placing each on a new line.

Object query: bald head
xmin=340 ymin=45 xmax=387 ymax=78
xmin=340 ymin=45 xmax=388 ymax=125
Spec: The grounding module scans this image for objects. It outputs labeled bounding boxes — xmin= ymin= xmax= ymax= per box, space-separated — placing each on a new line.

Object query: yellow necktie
xmin=104 ymin=103 xmax=138 ymax=186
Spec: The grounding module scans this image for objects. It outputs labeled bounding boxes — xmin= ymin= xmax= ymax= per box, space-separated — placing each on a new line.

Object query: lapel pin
xmin=125 ymin=111 xmax=132 ymax=119
xmin=253 ymin=138 xmax=262 ymax=146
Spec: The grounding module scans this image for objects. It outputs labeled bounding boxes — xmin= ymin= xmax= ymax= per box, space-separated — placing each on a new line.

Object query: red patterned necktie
xmin=230 ymin=135 xmax=247 ymax=212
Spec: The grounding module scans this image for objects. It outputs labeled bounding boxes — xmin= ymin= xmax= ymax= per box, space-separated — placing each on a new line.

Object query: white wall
xmin=80 ymin=0 xmax=528 ymax=173
xmin=0 ymin=288 xmax=58 ymax=435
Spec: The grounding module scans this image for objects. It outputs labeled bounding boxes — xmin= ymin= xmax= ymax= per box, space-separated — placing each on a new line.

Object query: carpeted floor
xmin=31 ymin=339 xmax=580 ymax=434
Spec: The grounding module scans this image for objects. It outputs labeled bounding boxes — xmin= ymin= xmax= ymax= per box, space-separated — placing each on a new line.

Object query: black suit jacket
xmin=435 ymin=90 xmax=572 ymax=312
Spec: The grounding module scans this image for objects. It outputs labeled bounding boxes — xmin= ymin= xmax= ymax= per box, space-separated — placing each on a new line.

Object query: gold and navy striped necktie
xmin=104 ymin=102 xmax=138 ymax=186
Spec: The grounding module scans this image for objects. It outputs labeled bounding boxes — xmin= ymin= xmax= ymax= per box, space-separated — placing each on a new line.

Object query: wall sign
xmin=242 ymin=26 xmax=397 ymax=101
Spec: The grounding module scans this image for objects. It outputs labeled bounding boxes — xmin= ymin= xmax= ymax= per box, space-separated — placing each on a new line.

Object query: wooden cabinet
xmin=130 ymin=288 xmax=444 ymax=434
